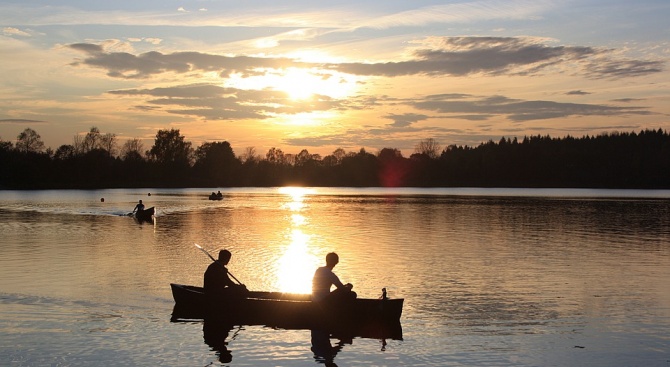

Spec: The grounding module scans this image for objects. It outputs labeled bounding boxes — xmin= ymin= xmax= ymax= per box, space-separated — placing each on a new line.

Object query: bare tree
xmin=121 ymin=138 xmax=145 ymax=161
xmin=414 ymin=138 xmax=441 ymax=159
xmin=82 ymin=126 xmax=101 ymax=153
xmin=99 ymin=133 xmax=118 ymax=157
xmin=240 ymin=146 xmax=260 ymax=164
xmin=266 ymin=147 xmax=286 ymax=164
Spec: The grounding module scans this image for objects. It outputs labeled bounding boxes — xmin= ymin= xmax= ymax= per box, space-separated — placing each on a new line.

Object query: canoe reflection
xmin=179 ymin=310 xmax=402 ymax=364
xmin=202 ymin=319 xmax=234 ymax=363
xmin=311 ymin=329 xmax=348 ymax=366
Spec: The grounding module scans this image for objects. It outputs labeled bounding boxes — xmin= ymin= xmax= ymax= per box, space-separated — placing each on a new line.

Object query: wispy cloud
xmin=0 ymin=0 xmax=556 ymax=29
xmin=410 ymin=93 xmax=651 ymax=122
xmin=566 ymin=90 xmax=590 ymax=95
xmin=105 ymin=81 xmax=653 ymax=125
xmin=2 ymin=27 xmax=31 ymax=37
xmin=363 ymin=0 xmax=558 ymax=29
xmin=0 ymin=118 xmax=46 ymax=124
xmin=108 ymin=84 xmax=343 ymax=120
xmin=383 ymin=113 xmax=430 ymax=128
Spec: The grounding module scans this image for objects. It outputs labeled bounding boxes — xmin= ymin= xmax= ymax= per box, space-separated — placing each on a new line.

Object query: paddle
xmin=195 ymin=244 xmax=244 ymax=286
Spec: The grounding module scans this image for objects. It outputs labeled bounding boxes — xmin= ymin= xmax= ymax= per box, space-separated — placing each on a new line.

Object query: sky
xmin=1 ymin=0 xmax=669 ymax=157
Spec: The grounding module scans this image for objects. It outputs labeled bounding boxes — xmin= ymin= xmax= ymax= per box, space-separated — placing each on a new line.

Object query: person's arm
xmin=329 ymin=271 xmax=348 ymax=290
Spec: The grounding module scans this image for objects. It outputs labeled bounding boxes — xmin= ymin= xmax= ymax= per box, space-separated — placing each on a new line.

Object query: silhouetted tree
xmin=54 ymin=145 xmax=75 ymax=160
xmin=3 ymin=127 xmax=670 ymax=189
xmin=15 ymin=128 xmax=45 ymax=153
xmin=121 ymin=138 xmax=145 ymax=161
xmin=338 ymin=148 xmax=379 ymax=186
xmin=193 ymin=141 xmax=239 ymax=186
xmin=0 ymin=138 xmax=13 ymax=151
xmin=378 ymin=148 xmax=410 ymax=187
xmin=240 ymin=146 xmax=260 ymax=164
xmin=414 ymin=138 xmax=441 ymax=159
xmin=147 ymin=129 xmax=193 ymax=185
xmin=266 ymin=147 xmax=287 ymax=164
xmin=148 ymin=129 xmax=193 ymax=165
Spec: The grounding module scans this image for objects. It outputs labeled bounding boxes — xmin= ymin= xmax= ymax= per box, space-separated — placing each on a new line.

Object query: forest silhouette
xmin=2 ymin=127 xmax=669 ymax=189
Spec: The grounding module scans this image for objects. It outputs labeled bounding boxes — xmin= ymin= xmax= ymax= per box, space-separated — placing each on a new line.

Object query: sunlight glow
xmin=272 ymin=111 xmax=338 ymax=127
xmin=279 ymin=187 xmax=315 ymax=211
xmin=226 ymin=67 xmax=361 ymax=101
xmin=291 ymin=213 xmax=307 ymax=226
xmin=275 ymin=229 xmax=318 ymax=293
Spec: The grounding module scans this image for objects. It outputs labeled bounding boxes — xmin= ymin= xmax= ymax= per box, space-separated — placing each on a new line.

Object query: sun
xmin=276 ymin=68 xmax=323 ymax=100
xmin=273 ymin=67 xmax=361 ymax=101
xmin=225 ymin=66 xmax=361 ymax=101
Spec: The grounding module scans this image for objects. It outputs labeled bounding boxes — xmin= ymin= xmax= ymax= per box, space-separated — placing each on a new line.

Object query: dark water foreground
xmin=0 ymin=188 xmax=669 ymax=366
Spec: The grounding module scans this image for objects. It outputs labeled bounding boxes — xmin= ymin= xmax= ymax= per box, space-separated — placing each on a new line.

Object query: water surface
xmin=0 ymin=188 xmax=669 ymax=366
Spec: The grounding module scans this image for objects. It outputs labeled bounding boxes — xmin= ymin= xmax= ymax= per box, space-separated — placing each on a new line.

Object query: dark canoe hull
xmin=170 ymin=283 xmax=403 ymax=339
xmin=135 ymin=207 xmax=155 ymax=222
xmin=208 ymin=195 xmax=223 ymax=200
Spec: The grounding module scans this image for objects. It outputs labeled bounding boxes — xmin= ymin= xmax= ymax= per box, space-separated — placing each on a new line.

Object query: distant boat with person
xmin=133 ymin=206 xmax=155 ymax=223
xmin=209 ymin=191 xmax=224 ymax=201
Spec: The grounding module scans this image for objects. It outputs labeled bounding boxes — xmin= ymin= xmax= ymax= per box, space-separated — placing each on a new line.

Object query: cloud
xmin=410 ymin=93 xmax=651 ymax=122
xmin=612 ymin=98 xmax=645 ymax=103
xmin=0 ymin=118 xmax=46 ymax=124
xmin=334 ymin=37 xmax=664 ymax=79
xmin=566 ymin=90 xmax=590 ymax=95
xmin=363 ymin=0 xmax=557 ymax=29
xmin=68 ymin=37 xmax=664 ymax=81
xmin=68 ymin=43 xmax=305 ymax=79
xmin=383 ymin=113 xmax=430 ymax=127
xmin=108 ymin=84 xmax=344 ymax=120
xmin=586 ymin=58 xmax=664 ymax=78
xmin=3 ymin=27 xmax=31 ymax=37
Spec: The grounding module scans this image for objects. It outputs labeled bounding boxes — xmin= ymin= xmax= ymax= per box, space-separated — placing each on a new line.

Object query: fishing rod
xmin=194 ymin=244 xmax=244 ymax=285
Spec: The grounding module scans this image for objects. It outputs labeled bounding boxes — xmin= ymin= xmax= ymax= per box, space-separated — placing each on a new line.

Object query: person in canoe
xmin=132 ymin=199 xmax=145 ymax=214
xmin=204 ymin=249 xmax=248 ymax=297
xmin=312 ymin=252 xmax=356 ymax=303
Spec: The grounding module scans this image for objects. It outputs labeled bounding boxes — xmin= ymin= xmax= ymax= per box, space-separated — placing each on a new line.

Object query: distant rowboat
xmin=134 ymin=207 xmax=155 ymax=222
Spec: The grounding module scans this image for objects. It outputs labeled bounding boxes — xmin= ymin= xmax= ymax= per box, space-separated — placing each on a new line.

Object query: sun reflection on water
xmin=275 ymin=187 xmax=319 ymax=294
xmin=278 ymin=187 xmax=315 ymax=212
xmin=275 ymin=229 xmax=318 ymax=294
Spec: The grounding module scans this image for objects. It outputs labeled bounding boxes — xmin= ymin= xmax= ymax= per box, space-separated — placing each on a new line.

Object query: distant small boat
xmin=170 ymin=283 xmax=403 ymax=338
xmin=134 ymin=207 xmax=155 ymax=222
xmin=209 ymin=193 xmax=223 ymax=200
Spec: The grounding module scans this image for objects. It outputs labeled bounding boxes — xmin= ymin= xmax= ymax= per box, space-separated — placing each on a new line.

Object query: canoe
xmin=170 ymin=283 xmax=403 ymax=337
xmin=135 ymin=207 xmax=155 ymax=222
xmin=208 ymin=195 xmax=223 ymax=201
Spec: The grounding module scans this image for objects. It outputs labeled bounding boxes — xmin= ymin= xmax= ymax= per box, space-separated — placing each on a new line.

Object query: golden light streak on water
xmin=275 ymin=229 xmax=318 ymax=294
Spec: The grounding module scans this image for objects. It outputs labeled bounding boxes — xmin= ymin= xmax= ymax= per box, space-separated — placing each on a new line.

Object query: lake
xmin=1 ymin=187 xmax=669 ymax=366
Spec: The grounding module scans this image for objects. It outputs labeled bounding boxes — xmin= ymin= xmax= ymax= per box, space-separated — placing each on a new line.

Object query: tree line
xmin=1 ymin=127 xmax=669 ymax=189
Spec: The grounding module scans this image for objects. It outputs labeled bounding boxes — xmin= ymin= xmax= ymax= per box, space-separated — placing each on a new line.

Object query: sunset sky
xmin=1 ymin=0 xmax=669 ymax=157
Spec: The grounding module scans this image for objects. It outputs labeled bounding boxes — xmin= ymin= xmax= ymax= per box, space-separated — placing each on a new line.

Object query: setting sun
xmin=279 ymin=68 xmax=319 ymax=100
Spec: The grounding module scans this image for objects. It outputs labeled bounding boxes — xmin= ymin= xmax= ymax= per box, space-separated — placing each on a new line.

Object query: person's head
xmin=139 ymin=200 xmax=143 ymax=204
xmin=218 ymin=249 xmax=232 ymax=264
xmin=325 ymin=252 xmax=339 ymax=268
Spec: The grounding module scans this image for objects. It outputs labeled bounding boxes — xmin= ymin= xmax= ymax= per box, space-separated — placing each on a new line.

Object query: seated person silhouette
xmin=204 ymin=249 xmax=247 ymax=299
xmin=312 ymin=252 xmax=356 ymax=303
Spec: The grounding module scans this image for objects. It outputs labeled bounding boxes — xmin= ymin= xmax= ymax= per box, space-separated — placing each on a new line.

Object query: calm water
xmin=0 ymin=187 xmax=669 ymax=366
